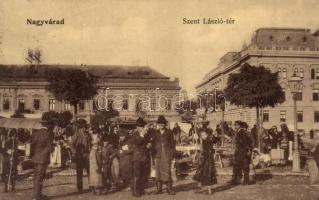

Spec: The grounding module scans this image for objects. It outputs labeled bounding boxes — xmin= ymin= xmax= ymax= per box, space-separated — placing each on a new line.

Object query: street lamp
xmin=288 ymin=73 xmax=303 ymax=172
xmin=156 ymin=88 xmax=160 ymax=111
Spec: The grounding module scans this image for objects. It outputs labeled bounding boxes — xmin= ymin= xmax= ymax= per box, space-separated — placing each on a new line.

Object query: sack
xmin=150 ymin=167 xmax=156 ymax=178
xmin=307 ymin=159 xmax=319 ymax=184
xmin=270 ymin=149 xmax=284 ymax=160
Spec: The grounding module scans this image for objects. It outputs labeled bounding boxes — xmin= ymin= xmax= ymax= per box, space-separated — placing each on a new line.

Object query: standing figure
xmin=118 ymin=131 xmax=133 ymax=190
xmin=230 ymin=121 xmax=253 ymax=185
xmin=280 ymin=123 xmax=294 ymax=163
xmin=31 ymin=118 xmax=54 ymax=200
xmin=145 ymin=124 xmax=157 ymax=179
xmin=131 ymin=118 xmax=150 ymax=197
xmin=188 ymin=123 xmax=195 ymax=144
xmin=0 ymin=128 xmax=7 ymax=181
xmin=250 ymin=124 xmax=259 ymax=148
xmin=154 ymin=115 xmax=176 ymax=195
xmin=1 ymin=129 xmax=19 ymax=193
xmin=109 ymin=126 xmax=120 ymax=187
xmin=193 ymin=130 xmax=218 ymax=194
xmin=71 ymin=120 xmax=91 ymax=193
xmin=172 ymin=123 xmax=182 ymax=145
xmin=101 ymin=140 xmax=113 ymax=193
xmin=269 ymin=126 xmax=283 ymax=149
xmin=89 ymin=133 xmax=103 ymax=195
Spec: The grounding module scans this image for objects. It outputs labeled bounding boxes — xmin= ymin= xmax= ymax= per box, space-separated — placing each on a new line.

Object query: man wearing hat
xmin=153 ymin=115 xmax=176 ymax=195
xmin=230 ymin=121 xmax=253 ymax=185
xmin=71 ymin=119 xmax=91 ymax=193
xmin=31 ymin=116 xmax=54 ymax=200
xmin=198 ymin=118 xmax=213 ymax=136
xmin=118 ymin=130 xmax=134 ymax=190
xmin=130 ymin=117 xmax=151 ymax=197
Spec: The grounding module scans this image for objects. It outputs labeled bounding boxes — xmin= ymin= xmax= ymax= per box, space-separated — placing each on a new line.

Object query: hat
xmin=241 ymin=122 xmax=248 ymax=129
xmin=157 ymin=115 xmax=167 ymax=125
xmin=136 ymin=117 xmax=146 ymax=127
xmin=76 ymin=119 xmax=88 ymax=128
xmin=234 ymin=120 xmax=241 ymax=126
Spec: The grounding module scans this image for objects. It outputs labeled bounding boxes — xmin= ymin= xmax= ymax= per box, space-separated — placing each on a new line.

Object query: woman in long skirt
xmin=193 ymin=130 xmax=218 ymax=194
xmin=89 ymin=133 xmax=103 ymax=195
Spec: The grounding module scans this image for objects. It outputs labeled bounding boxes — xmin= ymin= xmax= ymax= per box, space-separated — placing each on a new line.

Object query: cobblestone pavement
xmin=0 ymin=175 xmax=318 ymax=200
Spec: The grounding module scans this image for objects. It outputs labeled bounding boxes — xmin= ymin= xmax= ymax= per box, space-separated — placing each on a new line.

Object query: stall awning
xmin=0 ymin=118 xmax=42 ymax=129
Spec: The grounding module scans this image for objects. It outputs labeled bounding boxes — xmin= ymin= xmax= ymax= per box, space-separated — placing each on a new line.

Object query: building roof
xmin=0 ymin=64 xmax=169 ymax=80
xmin=252 ymin=27 xmax=319 ymax=49
xmin=196 ymin=27 xmax=319 ymax=89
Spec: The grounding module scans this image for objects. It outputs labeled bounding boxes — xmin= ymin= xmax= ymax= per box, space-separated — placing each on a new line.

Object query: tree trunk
xmin=73 ymin=104 xmax=78 ymax=122
xmin=256 ymin=106 xmax=261 ymax=151
xmin=221 ymin=108 xmax=225 ymax=147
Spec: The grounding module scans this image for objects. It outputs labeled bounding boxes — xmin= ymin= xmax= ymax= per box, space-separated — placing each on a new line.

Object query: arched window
xmin=282 ymin=68 xmax=287 ymax=79
xmin=311 ymin=69 xmax=315 ymax=79
xmin=299 ymin=68 xmax=304 ymax=78
xmin=317 ymin=69 xmax=319 ymax=79
xmin=294 ymin=68 xmax=298 ymax=76
xmin=278 ymin=68 xmax=281 ymax=78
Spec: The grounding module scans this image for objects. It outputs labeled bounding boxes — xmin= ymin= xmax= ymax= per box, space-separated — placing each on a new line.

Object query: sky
xmin=0 ymin=0 xmax=319 ymax=93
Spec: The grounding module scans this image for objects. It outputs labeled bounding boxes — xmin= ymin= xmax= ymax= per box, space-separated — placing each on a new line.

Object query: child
xmin=193 ymin=131 xmax=218 ymax=195
xmin=89 ymin=133 xmax=103 ymax=195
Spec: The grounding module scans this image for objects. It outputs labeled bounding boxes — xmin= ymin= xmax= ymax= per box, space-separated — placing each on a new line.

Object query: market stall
xmin=0 ymin=118 xmax=42 ymax=171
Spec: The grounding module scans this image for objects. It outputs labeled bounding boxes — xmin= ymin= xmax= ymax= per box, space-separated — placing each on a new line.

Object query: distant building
xmin=0 ymin=64 xmax=181 ymax=122
xmin=196 ymin=27 xmax=319 ymax=133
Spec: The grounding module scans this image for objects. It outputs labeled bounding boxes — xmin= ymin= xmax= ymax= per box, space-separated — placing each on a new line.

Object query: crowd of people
xmin=1 ymin=113 xmax=312 ymax=200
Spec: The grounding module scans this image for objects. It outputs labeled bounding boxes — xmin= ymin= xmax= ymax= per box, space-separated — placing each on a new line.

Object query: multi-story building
xmin=196 ymin=27 xmax=319 ymax=134
xmin=0 ymin=64 xmax=181 ymax=122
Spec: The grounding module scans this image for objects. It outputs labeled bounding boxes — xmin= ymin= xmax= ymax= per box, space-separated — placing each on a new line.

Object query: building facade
xmin=0 ymin=64 xmax=181 ymax=122
xmin=196 ymin=28 xmax=319 ymax=134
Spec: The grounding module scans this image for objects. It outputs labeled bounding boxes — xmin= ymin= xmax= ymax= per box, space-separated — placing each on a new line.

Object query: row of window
xmin=258 ymin=46 xmax=319 ymax=51
xmin=1 ymin=98 xmax=83 ymax=112
xmin=2 ymin=98 xmax=173 ymax=112
xmin=277 ymin=68 xmax=319 ymax=79
xmin=93 ymin=98 xmax=172 ymax=111
xmin=263 ymin=110 xmax=319 ymax=123
xmin=276 ymin=90 xmax=319 ymax=102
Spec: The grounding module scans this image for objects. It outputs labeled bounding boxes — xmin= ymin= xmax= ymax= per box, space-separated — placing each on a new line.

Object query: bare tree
xmin=26 ymin=48 xmax=42 ymax=64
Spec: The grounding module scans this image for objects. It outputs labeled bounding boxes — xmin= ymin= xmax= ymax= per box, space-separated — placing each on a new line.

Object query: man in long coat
xmin=71 ymin=120 xmax=91 ymax=193
xmin=230 ymin=121 xmax=253 ymax=185
xmin=118 ymin=130 xmax=134 ymax=190
xmin=154 ymin=115 xmax=176 ymax=195
xmin=31 ymin=118 xmax=54 ymax=200
xmin=131 ymin=118 xmax=150 ymax=197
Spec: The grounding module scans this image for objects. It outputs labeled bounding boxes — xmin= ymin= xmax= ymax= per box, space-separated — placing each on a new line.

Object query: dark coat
xmin=193 ymin=136 xmax=218 ymax=185
xmin=154 ymin=128 xmax=175 ymax=182
xmin=234 ymin=128 xmax=253 ymax=167
xmin=269 ymin=131 xmax=283 ymax=149
xmin=172 ymin=126 xmax=181 ymax=136
xmin=2 ymin=137 xmax=19 ymax=175
xmin=31 ymin=128 xmax=53 ymax=165
xmin=118 ymin=136 xmax=134 ymax=181
xmin=145 ymin=128 xmax=157 ymax=159
xmin=131 ymin=130 xmax=149 ymax=163
xmin=71 ymin=128 xmax=91 ymax=159
xmin=108 ymin=133 xmax=120 ymax=150
xmin=313 ymin=144 xmax=319 ymax=168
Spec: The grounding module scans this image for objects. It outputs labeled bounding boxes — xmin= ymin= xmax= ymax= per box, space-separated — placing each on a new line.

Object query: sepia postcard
xmin=0 ymin=0 xmax=319 ymax=200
